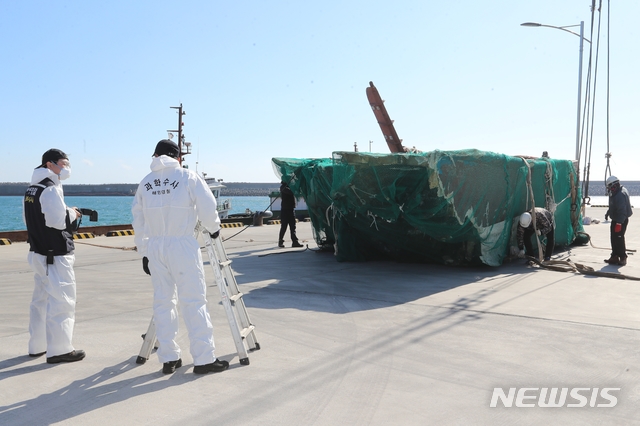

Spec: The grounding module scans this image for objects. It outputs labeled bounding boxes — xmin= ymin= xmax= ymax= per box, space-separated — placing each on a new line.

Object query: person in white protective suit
xmin=23 ymin=148 xmax=86 ymax=364
xmin=131 ymin=139 xmax=229 ymax=374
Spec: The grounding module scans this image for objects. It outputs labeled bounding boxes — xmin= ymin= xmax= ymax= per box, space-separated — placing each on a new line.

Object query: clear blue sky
xmin=1 ymin=0 xmax=638 ymax=184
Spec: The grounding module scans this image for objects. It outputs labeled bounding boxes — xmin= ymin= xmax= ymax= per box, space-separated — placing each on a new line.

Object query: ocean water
xmin=0 ymin=195 xmax=271 ymax=232
xmin=1 ymin=195 xmax=636 ymax=232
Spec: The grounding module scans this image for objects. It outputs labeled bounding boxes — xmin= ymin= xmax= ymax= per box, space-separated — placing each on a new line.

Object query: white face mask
xmin=58 ymin=166 xmax=71 ymax=180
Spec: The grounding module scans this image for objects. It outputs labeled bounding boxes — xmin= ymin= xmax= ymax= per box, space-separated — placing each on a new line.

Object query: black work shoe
xmin=291 ymin=241 xmax=303 ymax=248
xmin=29 ymin=351 xmax=46 ymax=357
xmin=193 ymin=359 xmax=229 ymax=374
xmin=46 ymin=350 xmax=86 ymax=364
xmin=618 ymin=257 xmax=627 ymax=266
xmin=278 ymin=241 xmax=285 ymax=248
xmin=604 ymin=255 xmax=620 ymax=264
xmin=163 ymin=358 xmax=182 ymax=374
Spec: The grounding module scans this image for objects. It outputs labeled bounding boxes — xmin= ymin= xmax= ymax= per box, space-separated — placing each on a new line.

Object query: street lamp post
xmin=521 ymin=21 xmax=590 ymax=162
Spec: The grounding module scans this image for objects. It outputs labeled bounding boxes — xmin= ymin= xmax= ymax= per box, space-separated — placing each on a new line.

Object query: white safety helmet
xmin=519 ymin=212 xmax=532 ymax=228
xmin=606 ymin=175 xmax=619 ymax=187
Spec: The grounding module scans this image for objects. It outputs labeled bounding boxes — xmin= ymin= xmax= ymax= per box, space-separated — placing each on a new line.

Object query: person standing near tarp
xmin=604 ymin=176 xmax=633 ymax=266
xmin=516 ymin=207 xmax=555 ymax=261
xmin=132 ymin=139 xmax=229 ymax=375
xmin=23 ymin=148 xmax=86 ymax=364
xmin=278 ymin=180 xmax=303 ymax=248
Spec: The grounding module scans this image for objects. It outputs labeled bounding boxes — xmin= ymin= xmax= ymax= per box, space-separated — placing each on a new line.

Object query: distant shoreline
xmin=2 ymin=181 xmax=640 ymax=197
xmin=0 ymin=182 xmax=280 ymax=197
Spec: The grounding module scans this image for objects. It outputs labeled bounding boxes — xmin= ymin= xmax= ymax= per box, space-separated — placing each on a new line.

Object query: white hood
xmin=30 ymin=167 xmax=60 ymax=186
xmin=150 ymin=155 xmax=180 ymax=172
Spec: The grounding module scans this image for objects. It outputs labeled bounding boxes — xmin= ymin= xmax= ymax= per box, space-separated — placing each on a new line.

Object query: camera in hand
xmin=70 ymin=208 xmax=99 ymax=233
xmin=80 ymin=208 xmax=99 ymax=222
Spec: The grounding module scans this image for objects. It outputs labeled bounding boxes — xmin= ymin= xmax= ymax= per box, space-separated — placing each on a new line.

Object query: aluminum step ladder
xmin=136 ymin=230 xmax=260 ymax=365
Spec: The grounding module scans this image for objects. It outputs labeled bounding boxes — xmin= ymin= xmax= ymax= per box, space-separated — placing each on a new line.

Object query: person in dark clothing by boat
xmin=604 ymin=176 xmax=633 ymax=266
xmin=516 ymin=207 xmax=555 ymax=261
xmin=278 ymin=181 xmax=303 ymax=248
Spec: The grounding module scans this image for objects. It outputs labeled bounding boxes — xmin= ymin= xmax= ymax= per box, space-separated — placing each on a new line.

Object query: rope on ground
xmin=527 ymin=256 xmax=640 ymax=281
xmin=198 ymin=227 xmax=248 ymax=250
xmin=222 ymin=225 xmax=251 ymax=241
xmin=577 ymin=231 xmax=607 ymax=250
xmin=74 ymin=240 xmax=136 ymax=251
xmin=258 ymin=245 xmax=310 ymax=257
xmin=577 ymin=230 xmax=636 ymax=252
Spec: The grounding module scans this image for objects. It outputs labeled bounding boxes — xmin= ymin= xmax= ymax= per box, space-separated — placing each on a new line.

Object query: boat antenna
xmin=168 ymin=103 xmax=186 ymax=165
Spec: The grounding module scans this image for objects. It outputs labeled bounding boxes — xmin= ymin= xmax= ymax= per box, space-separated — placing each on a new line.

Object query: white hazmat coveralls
xmin=131 ymin=155 xmax=221 ymax=365
xmin=24 ymin=167 xmax=79 ymax=357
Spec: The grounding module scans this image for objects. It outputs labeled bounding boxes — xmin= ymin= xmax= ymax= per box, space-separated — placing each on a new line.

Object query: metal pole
xmin=521 ymin=22 xmax=590 ymax=163
xmin=177 ymin=104 xmax=183 ymax=165
xmin=575 ymin=21 xmax=584 ymax=162
xmin=169 ymin=104 xmax=184 ymax=165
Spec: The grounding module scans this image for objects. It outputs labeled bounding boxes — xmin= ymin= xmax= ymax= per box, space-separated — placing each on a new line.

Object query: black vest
xmin=24 ymin=178 xmax=75 ymax=256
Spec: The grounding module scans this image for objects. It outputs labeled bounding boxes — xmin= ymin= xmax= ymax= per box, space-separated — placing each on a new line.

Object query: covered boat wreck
xmin=272 ymin=149 xmax=583 ymax=266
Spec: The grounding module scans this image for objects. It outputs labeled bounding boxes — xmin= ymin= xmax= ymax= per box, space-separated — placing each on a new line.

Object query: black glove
xmin=605 ymin=213 xmax=609 ymax=221
xmin=210 ymin=230 xmax=220 ymax=239
xmin=142 ymin=256 xmax=151 ymax=275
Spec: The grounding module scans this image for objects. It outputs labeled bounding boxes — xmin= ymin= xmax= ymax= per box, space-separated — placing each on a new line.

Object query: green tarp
xmin=272 ymin=149 xmax=583 ymax=266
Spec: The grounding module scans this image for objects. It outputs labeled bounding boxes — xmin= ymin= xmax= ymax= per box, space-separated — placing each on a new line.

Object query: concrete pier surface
xmin=1 ymin=207 xmax=639 ymax=425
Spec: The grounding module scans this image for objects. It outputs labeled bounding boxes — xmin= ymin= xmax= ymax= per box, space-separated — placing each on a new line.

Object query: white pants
xmin=147 ymin=236 xmax=216 ymax=365
xmin=27 ymin=252 xmax=76 ymax=357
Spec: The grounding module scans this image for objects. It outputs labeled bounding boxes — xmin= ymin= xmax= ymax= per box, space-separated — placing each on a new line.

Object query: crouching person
xmin=516 ymin=207 xmax=555 ymax=261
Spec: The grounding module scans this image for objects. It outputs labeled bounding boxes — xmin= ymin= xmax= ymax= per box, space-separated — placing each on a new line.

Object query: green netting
xmin=272 ymin=149 xmax=583 ymax=266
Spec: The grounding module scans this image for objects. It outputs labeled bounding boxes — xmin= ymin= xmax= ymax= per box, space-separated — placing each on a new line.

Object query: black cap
xmin=153 ymin=139 xmax=179 ymax=159
xmin=39 ymin=148 xmax=68 ymax=168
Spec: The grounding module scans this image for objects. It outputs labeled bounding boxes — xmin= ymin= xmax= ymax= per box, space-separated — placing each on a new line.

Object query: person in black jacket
xmin=278 ymin=181 xmax=303 ymax=248
xmin=604 ymin=176 xmax=633 ymax=266
xmin=23 ymin=149 xmax=86 ymax=364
